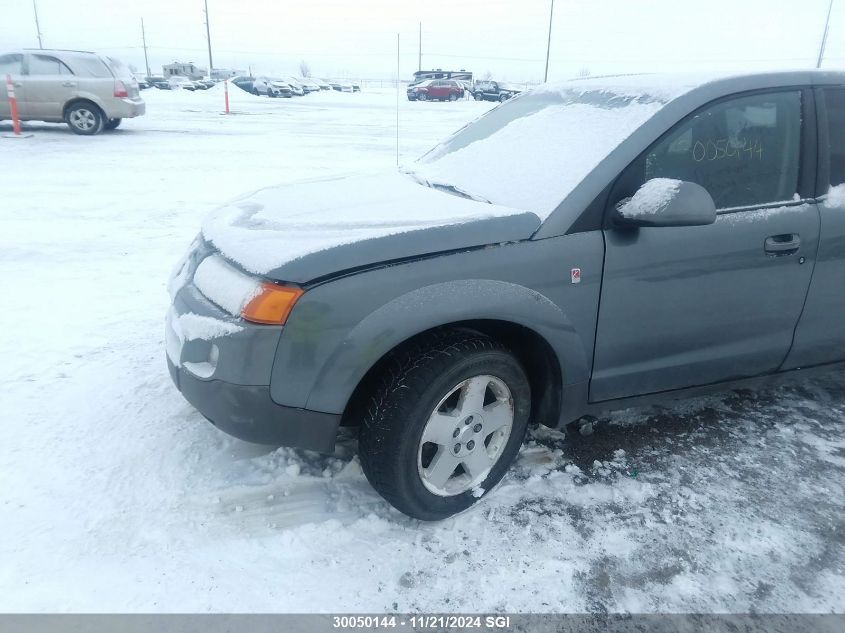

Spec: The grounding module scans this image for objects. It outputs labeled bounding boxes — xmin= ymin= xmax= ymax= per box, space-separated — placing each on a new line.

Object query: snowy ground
xmin=1 ymin=86 xmax=843 ymax=613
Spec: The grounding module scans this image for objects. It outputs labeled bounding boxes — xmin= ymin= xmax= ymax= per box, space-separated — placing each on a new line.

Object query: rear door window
xmin=823 ymin=88 xmax=845 ymax=187
xmin=66 ymin=55 xmax=112 ymax=78
xmin=0 ymin=53 xmax=23 ymax=75
xmin=643 ymin=91 xmax=802 ymax=209
xmin=28 ymin=54 xmax=74 ymax=76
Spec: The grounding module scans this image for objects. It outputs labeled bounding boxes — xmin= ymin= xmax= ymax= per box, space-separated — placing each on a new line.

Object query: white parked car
xmin=252 ymin=77 xmax=293 ymax=98
xmin=296 ymin=77 xmax=321 ymax=93
xmin=167 ymin=76 xmax=195 ymax=91
xmin=283 ymin=77 xmax=305 ymax=96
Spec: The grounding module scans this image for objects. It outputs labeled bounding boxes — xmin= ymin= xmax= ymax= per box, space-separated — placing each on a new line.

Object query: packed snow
xmin=1 ymin=84 xmax=843 ymax=614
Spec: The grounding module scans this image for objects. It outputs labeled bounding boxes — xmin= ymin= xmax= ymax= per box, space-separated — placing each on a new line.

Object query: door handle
xmin=62 ymin=81 xmax=77 ymax=87
xmin=765 ymin=233 xmax=801 ymax=256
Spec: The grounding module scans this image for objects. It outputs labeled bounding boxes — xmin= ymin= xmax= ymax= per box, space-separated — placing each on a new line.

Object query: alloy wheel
xmin=69 ymin=108 xmax=97 ymax=132
xmin=417 ymin=375 xmax=514 ymax=496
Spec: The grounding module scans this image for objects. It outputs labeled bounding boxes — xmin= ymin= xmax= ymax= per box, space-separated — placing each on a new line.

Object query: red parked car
xmin=407 ymin=79 xmax=464 ymax=102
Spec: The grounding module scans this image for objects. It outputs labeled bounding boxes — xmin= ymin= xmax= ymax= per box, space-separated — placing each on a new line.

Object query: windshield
xmin=410 ymin=85 xmax=672 ymax=218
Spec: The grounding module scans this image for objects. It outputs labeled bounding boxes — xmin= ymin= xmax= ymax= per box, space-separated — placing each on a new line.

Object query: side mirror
xmin=614 ymin=179 xmax=717 ymax=228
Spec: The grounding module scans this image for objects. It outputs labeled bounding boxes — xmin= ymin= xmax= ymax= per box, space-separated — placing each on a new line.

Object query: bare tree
xmin=483 ymin=70 xmax=493 ymax=80
xmin=578 ymin=67 xmax=591 ymax=78
xmin=299 ymin=60 xmax=312 ymax=78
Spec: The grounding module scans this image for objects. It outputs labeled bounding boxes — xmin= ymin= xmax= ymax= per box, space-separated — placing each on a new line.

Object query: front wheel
xmin=449 ymin=92 xmax=458 ymax=101
xmin=65 ymin=102 xmax=104 ymax=135
xmin=498 ymin=93 xmax=509 ymax=102
xmin=359 ymin=331 xmax=531 ymax=520
xmin=418 ymin=92 xmax=427 ymax=101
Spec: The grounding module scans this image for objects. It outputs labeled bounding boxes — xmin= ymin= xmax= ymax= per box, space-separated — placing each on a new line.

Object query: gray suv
xmin=167 ymin=71 xmax=845 ymax=520
xmin=0 ymin=49 xmax=145 ymax=134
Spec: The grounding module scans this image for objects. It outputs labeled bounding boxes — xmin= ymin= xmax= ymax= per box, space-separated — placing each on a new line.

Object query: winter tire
xmin=359 ymin=330 xmax=531 ymax=520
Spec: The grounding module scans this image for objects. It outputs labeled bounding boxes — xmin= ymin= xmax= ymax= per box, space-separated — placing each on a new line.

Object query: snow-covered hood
xmin=201 ymin=171 xmax=541 ymax=283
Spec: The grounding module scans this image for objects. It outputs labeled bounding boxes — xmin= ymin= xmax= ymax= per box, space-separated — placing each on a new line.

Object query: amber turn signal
xmin=241 ymin=283 xmax=304 ymax=325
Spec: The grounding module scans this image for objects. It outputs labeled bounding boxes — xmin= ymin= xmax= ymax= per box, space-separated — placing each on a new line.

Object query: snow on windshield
xmin=411 ymin=81 xmax=691 ymax=218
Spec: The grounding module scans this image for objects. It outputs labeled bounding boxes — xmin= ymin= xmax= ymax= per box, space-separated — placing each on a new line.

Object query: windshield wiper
xmin=404 ymin=172 xmax=492 ymax=204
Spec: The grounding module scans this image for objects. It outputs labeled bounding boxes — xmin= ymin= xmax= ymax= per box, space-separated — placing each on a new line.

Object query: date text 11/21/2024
xmin=332 ymin=615 xmax=512 ymax=629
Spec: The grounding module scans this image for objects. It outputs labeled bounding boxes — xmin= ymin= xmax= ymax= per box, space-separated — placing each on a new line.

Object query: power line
xmin=94 ymin=44 xmax=833 ymax=68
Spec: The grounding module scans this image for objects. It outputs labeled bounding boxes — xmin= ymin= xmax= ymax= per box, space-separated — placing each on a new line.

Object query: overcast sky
xmin=2 ymin=0 xmax=844 ymax=81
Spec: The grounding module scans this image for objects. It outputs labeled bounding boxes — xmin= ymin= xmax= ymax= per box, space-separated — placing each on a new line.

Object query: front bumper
xmin=166 ymin=240 xmax=341 ymax=452
xmin=168 ymin=358 xmax=340 ymax=452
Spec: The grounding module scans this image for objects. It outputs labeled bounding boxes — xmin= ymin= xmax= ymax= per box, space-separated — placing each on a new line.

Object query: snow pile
xmin=618 ymin=178 xmax=683 ymax=218
xmin=202 ymin=171 xmax=531 ymax=275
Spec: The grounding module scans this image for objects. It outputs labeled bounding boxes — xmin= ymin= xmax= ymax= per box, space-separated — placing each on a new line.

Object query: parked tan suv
xmin=0 ymin=49 xmax=145 ymax=135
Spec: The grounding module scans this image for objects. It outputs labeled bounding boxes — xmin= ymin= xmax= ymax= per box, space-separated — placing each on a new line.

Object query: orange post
xmin=5 ymin=74 xmax=21 ymax=135
xmin=224 ymin=78 xmax=230 ymax=114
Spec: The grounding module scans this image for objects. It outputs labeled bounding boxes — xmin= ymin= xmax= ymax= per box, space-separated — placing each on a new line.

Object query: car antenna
xmin=396 ymin=32 xmax=400 ymax=167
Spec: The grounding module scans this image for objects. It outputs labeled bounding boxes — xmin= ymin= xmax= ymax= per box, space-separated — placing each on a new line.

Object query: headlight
xmin=193 ymin=255 xmax=303 ymax=325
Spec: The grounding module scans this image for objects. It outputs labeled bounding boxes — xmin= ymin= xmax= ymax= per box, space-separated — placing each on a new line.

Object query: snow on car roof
xmin=542 ymin=72 xmax=719 ymax=101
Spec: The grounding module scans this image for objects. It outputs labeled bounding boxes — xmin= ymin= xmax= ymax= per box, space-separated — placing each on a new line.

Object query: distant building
xmin=162 ymin=62 xmax=207 ymax=80
xmin=211 ymin=68 xmax=246 ymax=80
xmin=412 ymin=69 xmax=472 ymax=83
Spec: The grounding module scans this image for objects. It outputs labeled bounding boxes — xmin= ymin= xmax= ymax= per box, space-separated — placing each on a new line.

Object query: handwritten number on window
xmin=692 ymin=138 xmax=763 ymax=162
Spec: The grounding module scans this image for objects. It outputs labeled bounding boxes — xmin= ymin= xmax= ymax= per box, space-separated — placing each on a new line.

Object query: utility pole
xmin=818 ymin=0 xmax=834 ymax=69
xmin=32 ymin=0 xmax=43 ymax=49
xmin=203 ymin=0 xmax=214 ymax=78
xmin=418 ymin=22 xmax=422 ymax=72
xmin=141 ymin=18 xmax=151 ymax=77
xmin=543 ymin=0 xmax=555 ymax=82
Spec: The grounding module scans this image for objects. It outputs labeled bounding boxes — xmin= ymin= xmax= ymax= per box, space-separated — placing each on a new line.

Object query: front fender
xmin=300 ymin=279 xmax=589 ymax=414
xmin=269 ymin=234 xmax=603 ymax=416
